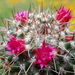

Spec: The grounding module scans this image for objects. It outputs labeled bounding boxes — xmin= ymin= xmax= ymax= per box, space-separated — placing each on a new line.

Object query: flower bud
xmin=65 ymin=35 xmax=74 ymax=42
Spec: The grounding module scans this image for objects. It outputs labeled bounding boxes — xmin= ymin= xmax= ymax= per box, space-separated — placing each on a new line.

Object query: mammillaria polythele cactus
xmin=0 ymin=5 xmax=75 ymax=75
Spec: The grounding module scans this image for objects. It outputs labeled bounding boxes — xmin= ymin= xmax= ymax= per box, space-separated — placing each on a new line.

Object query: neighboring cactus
xmin=0 ymin=5 xmax=75 ymax=75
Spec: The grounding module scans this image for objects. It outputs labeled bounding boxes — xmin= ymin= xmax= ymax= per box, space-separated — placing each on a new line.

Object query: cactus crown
xmin=0 ymin=5 xmax=75 ymax=75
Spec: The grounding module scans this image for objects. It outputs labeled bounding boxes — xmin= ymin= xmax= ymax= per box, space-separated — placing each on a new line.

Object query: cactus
xmin=0 ymin=5 xmax=75 ymax=75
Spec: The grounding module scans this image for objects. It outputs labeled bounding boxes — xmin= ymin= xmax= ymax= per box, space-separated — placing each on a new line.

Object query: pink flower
xmin=34 ymin=41 xmax=56 ymax=69
xmin=5 ymin=34 xmax=25 ymax=55
xmin=55 ymin=6 xmax=72 ymax=25
xmin=15 ymin=11 xmax=28 ymax=25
